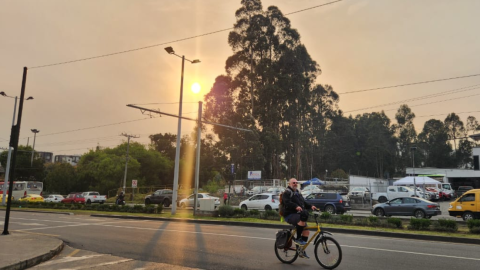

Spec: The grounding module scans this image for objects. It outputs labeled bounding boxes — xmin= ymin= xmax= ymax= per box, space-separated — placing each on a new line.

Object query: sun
xmin=191 ymin=82 xmax=201 ymax=94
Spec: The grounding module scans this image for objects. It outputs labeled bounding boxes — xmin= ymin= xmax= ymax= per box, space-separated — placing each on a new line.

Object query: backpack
xmin=278 ymin=189 xmax=293 ymax=217
xmin=275 ymin=229 xmax=292 ymax=249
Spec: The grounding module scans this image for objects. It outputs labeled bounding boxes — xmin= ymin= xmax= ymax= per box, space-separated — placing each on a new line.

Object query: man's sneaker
xmin=300 ymin=250 xmax=310 ymax=259
xmin=294 ymin=239 xmax=307 ymax=246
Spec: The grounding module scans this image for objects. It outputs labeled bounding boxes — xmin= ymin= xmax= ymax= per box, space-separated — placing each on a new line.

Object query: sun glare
xmin=191 ymin=82 xmax=201 ymax=94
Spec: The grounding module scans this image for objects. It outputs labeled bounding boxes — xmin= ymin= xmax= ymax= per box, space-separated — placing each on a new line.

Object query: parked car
xmin=19 ymin=194 xmax=44 ymax=202
xmin=246 ymin=186 xmax=269 ymax=196
xmin=348 ymin=187 xmax=371 ymax=201
xmin=301 ymin=185 xmax=323 ymax=197
xmin=44 ymin=194 xmax=65 ymax=203
xmin=305 ymin=192 xmax=351 ymax=214
xmin=144 ymin=189 xmax=173 ymax=207
xmin=371 ymin=197 xmax=441 ymax=219
xmin=266 ymin=186 xmax=285 ymax=195
xmin=0 ymin=194 xmax=13 ymax=202
xmin=239 ymin=193 xmax=279 ymax=211
xmin=178 ymin=193 xmax=220 ymax=208
xmin=449 ymin=189 xmax=480 ymax=221
xmin=61 ymin=193 xmax=85 ymax=204
xmin=455 ymin=186 xmax=474 ymax=198
xmin=82 ymin=191 xmax=106 ymax=204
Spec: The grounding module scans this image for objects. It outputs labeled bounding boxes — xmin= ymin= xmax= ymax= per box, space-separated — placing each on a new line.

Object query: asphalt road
xmin=2 ymin=211 xmax=479 ymax=270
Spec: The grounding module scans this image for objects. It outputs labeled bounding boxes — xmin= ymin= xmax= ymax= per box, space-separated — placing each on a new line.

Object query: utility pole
xmin=30 ymin=129 xmax=40 ymax=166
xmin=121 ymin=133 xmax=139 ymax=192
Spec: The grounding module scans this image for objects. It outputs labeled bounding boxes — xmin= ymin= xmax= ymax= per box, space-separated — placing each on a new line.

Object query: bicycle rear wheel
xmin=314 ymin=236 xmax=342 ymax=269
xmin=274 ymin=242 xmax=299 ymax=264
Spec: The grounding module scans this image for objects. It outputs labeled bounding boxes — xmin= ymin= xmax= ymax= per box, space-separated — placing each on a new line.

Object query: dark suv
xmin=455 ymin=186 xmax=474 ymax=198
xmin=144 ymin=189 xmax=173 ymax=207
xmin=305 ymin=192 xmax=351 ymax=214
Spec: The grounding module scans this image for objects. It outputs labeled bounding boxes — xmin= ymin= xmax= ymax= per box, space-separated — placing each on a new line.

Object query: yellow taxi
xmin=18 ymin=194 xmax=45 ymax=202
xmin=449 ymin=189 xmax=480 ymax=221
xmin=0 ymin=194 xmax=14 ymax=202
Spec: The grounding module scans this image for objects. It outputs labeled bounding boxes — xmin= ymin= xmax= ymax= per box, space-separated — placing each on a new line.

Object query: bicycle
xmin=274 ymin=211 xmax=342 ymax=269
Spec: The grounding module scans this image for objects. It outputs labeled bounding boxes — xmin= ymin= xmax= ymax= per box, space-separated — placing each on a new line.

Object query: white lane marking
xmin=343 ymin=245 xmax=480 ymax=261
xmin=0 ymin=222 xmax=45 ymax=226
xmin=38 ymin=255 xmax=104 ymax=266
xmin=19 ymin=224 xmax=90 ymax=231
xmin=64 ymin=258 xmax=133 ymax=269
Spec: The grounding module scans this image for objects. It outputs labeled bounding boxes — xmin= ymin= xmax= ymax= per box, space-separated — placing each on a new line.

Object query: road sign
xmin=132 ymin=180 xmax=137 ymax=188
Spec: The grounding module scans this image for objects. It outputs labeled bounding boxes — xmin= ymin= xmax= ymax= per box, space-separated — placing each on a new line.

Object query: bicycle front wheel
xmin=314 ymin=236 xmax=342 ymax=269
xmin=274 ymin=242 xmax=298 ymax=264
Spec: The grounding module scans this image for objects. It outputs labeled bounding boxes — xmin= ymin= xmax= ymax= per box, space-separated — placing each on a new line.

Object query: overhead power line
xmin=28 ymin=0 xmax=343 ymax=69
xmin=417 ymin=110 xmax=480 ymax=118
xmin=344 ymin=83 xmax=480 ymax=113
xmin=339 ymin=73 xmax=480 ymax=95
xmin=382 ymin=93 xmax=480 ymax=112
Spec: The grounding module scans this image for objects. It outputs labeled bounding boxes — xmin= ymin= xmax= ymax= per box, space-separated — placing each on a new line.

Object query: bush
xmin=321 ymin=212 xmax=332 ymax=220
xmin=467 ymin=219 xmax=480 ymax=234
xmin=340 ymin=214 xmax=353 ymax=224
xmin=433 ymin=219 xmax=458 ymax=232
xmin=249 ymin=209 xmax=260 ymax=216
xmin=264 ymin=210 xmax=280 ymax=220
xmin=218 ymin=205 xmax=235 ymax=217
xmin=368 ymin=216 xmax=379 ymax=224
xmin=144 ymin=205 xmax=155 ymax=214
xmin=408 ymin=218 xmax=431 ymax=230
xmin=233 ymin=208 xmax=246 ymax=217
xmin=121 ymin=205 xmax=132 ymax=213
xmin=133 ymin=204 xmax=144 ymax=213
xmin=387 ymin=218 xmax=402 ymax=228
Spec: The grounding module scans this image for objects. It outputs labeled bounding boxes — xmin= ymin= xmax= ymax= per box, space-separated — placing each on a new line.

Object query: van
xmin=448 ymin=189 xmax=480 ymax=221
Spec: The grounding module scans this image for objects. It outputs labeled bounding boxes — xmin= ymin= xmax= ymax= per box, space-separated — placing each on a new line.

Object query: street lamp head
xmin=26 ymin=96 xmax=33 ymax=100
xmin=191 ymin=59 xmax=201 ymax=64
xmin=31 ymin=129 xmax=40 ymax=134
xmin=164 ymin=46 xmax=175 ymax=54
xmin=0 ymin=91 xmax=6 ymax=96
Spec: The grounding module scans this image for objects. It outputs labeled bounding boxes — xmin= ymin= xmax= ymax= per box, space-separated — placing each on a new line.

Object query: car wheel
xmin=414 ymin=210 xmax=426 ymax=219
xmin=378 ymin=196 xmax=387 ymax=203
xmin=265 ymin=205 xmax=272 ymax=211
xmin=163 ymin=199 xmax=171 ymax=207
xmin=145 ymin=199 xmax=151 ymax=205
xmin=462 ymin=212 xmax=474 ymax=221
xmin=180 ymin=202 xmax=186 ymax=209
xmin=375 ymin=208 xmax=385 ymax=217
xmin=241 ymin=204 xmax=248 ymax=210
xmin=87 ymin=199 xmax=91 ymax=205
xmin=325 ymin=205 xmax=335 ymax=214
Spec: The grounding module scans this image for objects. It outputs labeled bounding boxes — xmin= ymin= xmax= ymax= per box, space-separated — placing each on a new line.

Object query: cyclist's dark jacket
xmin=282 ymin=186 xmax=313 ymax=217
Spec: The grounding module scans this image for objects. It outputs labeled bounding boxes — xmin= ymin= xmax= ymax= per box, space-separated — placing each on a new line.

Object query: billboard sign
xmin=248 ymin=171 xmax=261 ymax=180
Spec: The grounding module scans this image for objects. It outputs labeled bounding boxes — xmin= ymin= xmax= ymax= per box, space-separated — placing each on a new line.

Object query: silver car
xmin=371 ymin=197 xmax=441 ymax=219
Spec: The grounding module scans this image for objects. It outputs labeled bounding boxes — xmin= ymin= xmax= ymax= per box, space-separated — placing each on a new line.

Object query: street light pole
xmin=193 ymin=101 xmax=202 ymax=216
xmin=165 ymin=46 xmax=200 ymax=215
xmin=411 ymin=146 xmax=417 ymax=197
xmin=30 ymin=129 xmax=40 ymax=167
xmin=3 ymin=67 xmax=28 ymax=235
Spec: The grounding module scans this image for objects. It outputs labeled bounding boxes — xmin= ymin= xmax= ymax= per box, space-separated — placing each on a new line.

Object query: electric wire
xmin=344 ymin=83 xmax=480 ymax=113
xmin=417 ymin=110 xmax=480 ymax=118
xmin=28 ymin=0 xmax=344 ymax=69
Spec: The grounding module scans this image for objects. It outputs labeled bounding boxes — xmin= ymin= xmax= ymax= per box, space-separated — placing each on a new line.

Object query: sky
xmin=1 ymin=0 xmax=480 ymax=157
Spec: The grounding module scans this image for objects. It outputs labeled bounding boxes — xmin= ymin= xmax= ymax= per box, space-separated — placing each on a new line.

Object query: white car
xmin=178 ymin=193 xmax=220 ymax=208
xmin=44 ymin=194 xmax=65 ymax=203
xmin=239 ymin=193 xmax=280 ymax=211
xmin=266 ymin=186 xmax=285 ymax=195
xmin=301 ymin=185 xmax=323 ymax=197
xmin=246 ymin=186 xmax=269 ymax=196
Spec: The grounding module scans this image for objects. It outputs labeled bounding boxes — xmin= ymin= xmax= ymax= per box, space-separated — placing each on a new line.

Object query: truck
xmin=372 ymin=186 xmax=418 ymax=203
xmin=82 ymin=191 xmax=106 ymax=204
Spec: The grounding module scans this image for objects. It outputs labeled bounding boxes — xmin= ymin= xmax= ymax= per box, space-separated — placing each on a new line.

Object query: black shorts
xmin=285 ymin=213 xmax=307 ymax=226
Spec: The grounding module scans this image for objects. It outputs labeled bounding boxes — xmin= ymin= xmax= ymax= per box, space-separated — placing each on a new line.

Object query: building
xmin=406 ymin=147 xmax=480 ymax=190
xmin=54 ymin=155 xmax=81 ymax=166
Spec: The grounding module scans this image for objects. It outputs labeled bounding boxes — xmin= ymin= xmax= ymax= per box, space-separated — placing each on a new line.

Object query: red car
xmin=61 ymin=193 xmax=85 ymax=204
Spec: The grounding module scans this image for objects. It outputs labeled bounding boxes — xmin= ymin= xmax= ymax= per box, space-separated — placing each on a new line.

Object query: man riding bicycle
xmin=282 ymin=178 xmax=318 ymax=258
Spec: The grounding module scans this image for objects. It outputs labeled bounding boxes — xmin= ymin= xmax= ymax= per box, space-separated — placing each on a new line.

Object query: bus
xmin=0 ymin=181 xmax=43 ymax=200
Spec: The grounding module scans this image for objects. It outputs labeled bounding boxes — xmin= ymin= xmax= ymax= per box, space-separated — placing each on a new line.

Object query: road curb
xmin=91 ymin=214 xmax=480 ymax=245
xmin=0 ymin=208 xmax=73 ymax=215
xmin=0 ymin=240 xmax=64 ymax=270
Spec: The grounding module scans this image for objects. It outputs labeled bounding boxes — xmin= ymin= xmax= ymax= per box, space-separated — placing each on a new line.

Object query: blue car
xmin=305 ymin=192 xmax=351 ymax=214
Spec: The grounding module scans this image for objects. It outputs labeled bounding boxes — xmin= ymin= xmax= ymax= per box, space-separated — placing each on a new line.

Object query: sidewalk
xmin=0 ymin=232 xmax=63 ymax=270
